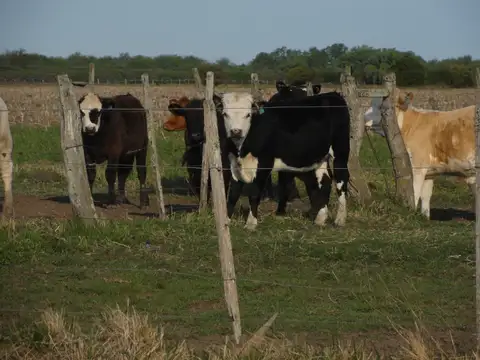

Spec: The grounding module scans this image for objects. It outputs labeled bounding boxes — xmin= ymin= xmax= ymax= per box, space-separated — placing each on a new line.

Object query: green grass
xmin=0 ymin=124 xmax=475 ymax=347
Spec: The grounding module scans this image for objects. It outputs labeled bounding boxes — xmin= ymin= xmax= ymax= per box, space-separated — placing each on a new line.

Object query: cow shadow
xmin=430 ymin=207 xmax=475 ymax=222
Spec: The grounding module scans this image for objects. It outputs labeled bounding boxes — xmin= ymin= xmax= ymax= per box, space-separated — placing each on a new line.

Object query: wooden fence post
xmin=141 ymin=73 xmax=166 ymax=219
xmin=380 ymin=73 xmax=415 ymax=208
xmin=475 ymin=104 xmax=480 ymax=351
xmin=57 ymin=74 xmax=98 ymax=225
xmin=193 ymin=68 xmax=210 ymax=212
xmin=251 ymin=73 xmax=259 ymax=94
xmin=476 ymin=68 xmax=480 ymax=89
xmin=340 ymin=72 xmax=372 ymax=205
xmin=204 ymin=71 xmax=242 ymax=344
xmin=88 ymin=63 xmax=95 ymax=85
xmin=305 ymin=81 xmax=314 ymax=96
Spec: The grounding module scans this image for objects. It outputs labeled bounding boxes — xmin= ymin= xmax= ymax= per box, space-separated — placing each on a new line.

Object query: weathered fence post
xmin=305 ymin=81 xmax=314 ymax=96
xmin=57 ymin=74 xmax=98 ymax=225
xmin=141 ymin=73 xmax=166 ymax=219
xmin=380 ymin=73 xmax=415 ymax=208
xmin=192 ymin=68 xmax=209 ymax=211
xmin=250 ymin=73 xmax=259 ymax=95
xmin=476 ymin=68 xmax=480 ymax=89
xmin=204 ymin=71 xmax=242 ymax=344
xmin=475 ymin=105 xmax=480 ymax=351
xmin=88 ymin=63 xmax=95 ymax=85
xmin=340 ymin=72 xmax=372 ymax=205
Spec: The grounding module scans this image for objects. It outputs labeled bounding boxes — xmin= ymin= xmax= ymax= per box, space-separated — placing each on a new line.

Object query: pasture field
xmin=0 ymin=84 xmax=479 ymax=359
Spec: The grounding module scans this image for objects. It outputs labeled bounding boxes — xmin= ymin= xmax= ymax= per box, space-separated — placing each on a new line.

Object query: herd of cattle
xmin=0 ymin=80 xmax=477 ymax=228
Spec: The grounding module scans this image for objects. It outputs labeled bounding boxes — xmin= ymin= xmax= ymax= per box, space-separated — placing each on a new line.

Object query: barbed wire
xmin=0 ymin=265 xmax=357 ymax=292
xmin=8 ymin=161 xmax=476 ymax=172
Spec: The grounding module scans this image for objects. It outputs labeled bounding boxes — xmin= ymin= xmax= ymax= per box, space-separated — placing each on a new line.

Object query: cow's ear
xmin=275 ymin=80 xmax=287 ymax=92
xmin=405 ymin=91 xmax=414 ymax=103
xmin=312 ymin=84 xmax=322 ymax=94
xmin=168 ymin=101 xmax=185 ymax=116
xmin=213 ymin=94 xmax=223 ymax=111
xmin=100 ymin=97 xmax=115 ymax=109
xmin=252 ymin=101 xmax=267 ymax=115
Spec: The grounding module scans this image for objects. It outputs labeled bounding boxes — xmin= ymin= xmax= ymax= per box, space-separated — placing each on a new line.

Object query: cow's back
xmin=401 ymin=105 xmax=475 ymax=174
xmin=111 ymin=93 xmax=148 ymax=151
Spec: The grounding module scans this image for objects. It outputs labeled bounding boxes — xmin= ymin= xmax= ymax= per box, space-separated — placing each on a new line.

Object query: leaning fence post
xmin=57 ymin=74 xmax=98 ymax=225
xmin=380 ymin=73 xmax=415 ymax=208
xmin=340 ymin=72 xmax=372 ymax=205
xmin=475 ymin=105 xmax=480 ymax=351
xmin=141 ymin=73 xmax=167 ymax=219
xmin=204 ymin=71 xmax=242 ymax=344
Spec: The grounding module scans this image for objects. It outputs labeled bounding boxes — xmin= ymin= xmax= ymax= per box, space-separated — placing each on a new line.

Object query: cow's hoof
xmin=244 ymin=222 xmax=257 ymax=231
xmin=275 ymin=210 xmax=287 ymax=217
xmin=115 ymin=195 xmax=130 ymax=205
xmin=139 ymin=189 xmax=151 ymax=209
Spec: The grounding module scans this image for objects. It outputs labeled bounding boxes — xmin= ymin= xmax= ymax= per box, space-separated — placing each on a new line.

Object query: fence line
xmin=9 ymin=161 xmax=479 ymax=172
xmin=3 ymin=68 xmax=478 ymax=349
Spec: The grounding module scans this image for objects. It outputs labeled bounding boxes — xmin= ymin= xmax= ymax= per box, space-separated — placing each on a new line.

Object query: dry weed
xmin=2 ymin=305 xmax=479 ymax=360
xmin=1 ymin=84 xmax=479 ymax=127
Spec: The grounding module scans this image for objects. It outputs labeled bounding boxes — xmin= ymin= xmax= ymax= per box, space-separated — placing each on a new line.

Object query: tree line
xmin=1 ymin=43 xmax=479 ymax=88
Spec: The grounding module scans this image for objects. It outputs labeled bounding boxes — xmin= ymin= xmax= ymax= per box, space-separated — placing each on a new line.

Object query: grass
xmin=0 ymin=85 xmax=478 ymax=357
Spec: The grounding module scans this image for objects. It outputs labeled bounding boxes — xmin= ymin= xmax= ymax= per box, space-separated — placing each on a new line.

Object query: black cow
xmin=78 ymin=92 xmax=150 ymax=208
xmin=220 ymin=89 xmax=350 ymax=229
xmin=168 ymin=96 xmax=276 ymax=203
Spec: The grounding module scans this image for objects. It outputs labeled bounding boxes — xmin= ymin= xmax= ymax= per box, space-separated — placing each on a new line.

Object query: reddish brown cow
xmin=163 ymin=96 xmax=189 ymax=131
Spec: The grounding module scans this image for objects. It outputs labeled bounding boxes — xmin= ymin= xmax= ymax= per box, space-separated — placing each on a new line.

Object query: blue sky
xmin=0 ymin=0 xmax=478 ymax=64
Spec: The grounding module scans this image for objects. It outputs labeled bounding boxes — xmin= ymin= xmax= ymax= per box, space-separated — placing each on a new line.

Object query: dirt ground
xmin=2 ymin=193 xmax=202 ymax=221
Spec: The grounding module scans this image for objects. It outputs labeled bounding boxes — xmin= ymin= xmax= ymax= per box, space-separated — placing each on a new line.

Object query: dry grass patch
xmin=1 ymin=84 xmax=479 ymax=126
xmin=2 ymin=306 xmax=478 ymax=360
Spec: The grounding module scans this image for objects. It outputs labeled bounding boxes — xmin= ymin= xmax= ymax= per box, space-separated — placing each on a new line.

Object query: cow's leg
xmin=84 ymin=152 xmax=97 ymax=193
xmin=420 ymin=179 xmax=434 ymax=218
xmin=105 ymin=157 xmax=119 ymax=205
xmin=86 ymin=163 xmax=97 ymax=193
xmin=245 ymin=169 xmax=270 ymax=230
xmin=287 ymin=178 xmax=301 ymax=202
xmin=0 ymin=150 xmax=13 ymax=219
xmin=226 ymin=179 xmax=244 ymax=224
xmin=314 ymin=161 xmax=333 ymax=226
xmin=261 ymin=172 xmax=275 ymax=200
xmin=116 ymin=154 xmax=135 ymax=205
xmin=332 ymin=155 xmax=349 ymax=227
xmin=135 ymin=148 xmax=150 ymax=208
xmin=412 ymin=168 xmax=427 ymax=212
xmin=276 ymin=171 xmax=295 ymax=216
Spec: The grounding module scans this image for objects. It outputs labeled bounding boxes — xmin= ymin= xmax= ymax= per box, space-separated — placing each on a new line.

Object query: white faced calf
xmin=78 ymin=93 xmax=104 ymax=134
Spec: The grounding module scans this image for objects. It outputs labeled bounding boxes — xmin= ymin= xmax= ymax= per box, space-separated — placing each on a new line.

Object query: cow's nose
xmin=84 ymin=126 xmax=96 ymax=134
xmin=230 ymin=129 xmax=242 ymax=138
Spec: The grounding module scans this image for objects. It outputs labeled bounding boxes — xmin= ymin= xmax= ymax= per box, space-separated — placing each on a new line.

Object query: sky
xmin=0 ymin=0 xmax=478 ymax=64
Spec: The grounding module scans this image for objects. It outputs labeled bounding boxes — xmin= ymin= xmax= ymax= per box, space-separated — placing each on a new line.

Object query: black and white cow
xmin=217 ymin=87 xmax=350 ymax=229
xmin=78 ymin=92 xmax=150 ymax=208
xmin=167 ymin=96 xmax=275 ymax=204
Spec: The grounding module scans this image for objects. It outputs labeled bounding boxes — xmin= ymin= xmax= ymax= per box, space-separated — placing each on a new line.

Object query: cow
xmin=273 ymin=80 xmax=322 ymax=97
xmin=364 ymin=90 xmax=477 ymax=219
xmin=0 ymin=96 xmax=13 ymax=219
xmin=168 ymin=96 xmax=278 ymax=203
xmin=216 ymin=89 xmax=351 ymax=230
xmin=163 ymin=96 xmax=189 ymax=131
xmin=77 ymin=92 xmax=150 ymax=208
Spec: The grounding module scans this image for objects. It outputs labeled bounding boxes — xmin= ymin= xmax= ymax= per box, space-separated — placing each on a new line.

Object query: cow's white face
xmin=220 ymin=92 xmax=256 ymax=149
xmin=79 ymin=93 xmax=103 ymax=135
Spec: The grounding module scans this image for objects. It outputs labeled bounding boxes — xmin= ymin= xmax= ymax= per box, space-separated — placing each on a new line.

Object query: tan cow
xmin=0 ymin=96 xmax=13 ymax=219
xmin=364 ymin=90 xmax=476 ymax=219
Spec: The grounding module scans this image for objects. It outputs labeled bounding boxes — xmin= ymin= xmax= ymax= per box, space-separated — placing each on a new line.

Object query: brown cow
xmin=365 ymin=90 xmax=476 ymax=219
xmin=163 ymin=96 xmax=189 ymax=131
